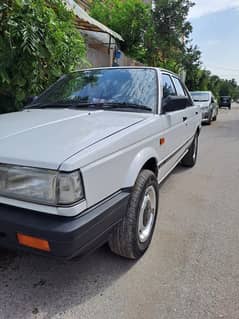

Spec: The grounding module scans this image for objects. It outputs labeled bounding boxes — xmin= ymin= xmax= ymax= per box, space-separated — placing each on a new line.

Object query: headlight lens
xmin=0 ymin=165 xmax=84 ymax=206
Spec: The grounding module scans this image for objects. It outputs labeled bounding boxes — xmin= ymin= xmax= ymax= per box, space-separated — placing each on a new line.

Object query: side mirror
xmin=163 ymin=95 xmax=190 ymax=113
xmin=25 ymin=95 xmax=38 ymax=106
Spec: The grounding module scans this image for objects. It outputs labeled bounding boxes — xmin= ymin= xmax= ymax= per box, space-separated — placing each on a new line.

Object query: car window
xmin=172 ymin=77 xmax=186 ymax=96
xmin=162 ymin=74 xmax=176 ymax=98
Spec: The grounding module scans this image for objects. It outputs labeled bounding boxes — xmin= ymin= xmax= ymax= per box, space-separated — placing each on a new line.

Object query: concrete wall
xmin=87 ymin=43 xmax=111 ymax=67
xmin=86 ymin=45 xmax=144 ymax=68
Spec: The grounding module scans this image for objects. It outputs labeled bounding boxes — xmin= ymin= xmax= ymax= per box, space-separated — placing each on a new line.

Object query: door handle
xmin=183 ymin=116 xmax=187 ymax=122
xmin=195 ymin=111 xmax=198 ymax=115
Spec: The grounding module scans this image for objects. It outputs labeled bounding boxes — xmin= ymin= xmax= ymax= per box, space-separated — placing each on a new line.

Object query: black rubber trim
xmin=0 ymin=191 xmax=130 ymax=259
xmin=158 ymin=135 xmax=194 ymax=169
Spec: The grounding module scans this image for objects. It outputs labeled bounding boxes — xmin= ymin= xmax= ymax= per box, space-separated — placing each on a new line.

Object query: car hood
xmin=0 ymin=109 xmax=145 ymax=169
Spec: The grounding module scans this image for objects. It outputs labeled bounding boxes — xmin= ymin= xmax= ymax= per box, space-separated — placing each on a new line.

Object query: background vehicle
xmin=190 ymin=91 xmax=218 ymax=125
xmin=219 ymin=96 xmax=231 ymax=109
xmin=0 ymin=67 xmax=201 ymax=260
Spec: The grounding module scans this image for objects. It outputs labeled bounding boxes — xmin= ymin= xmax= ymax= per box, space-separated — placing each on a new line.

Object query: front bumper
xmin=0 ymin=191 xmax=130 ymax=259
xmin=201 ymin=110 xmax=211 ymax=121
xmin=219 ymin=103 xmax=230 ymax=107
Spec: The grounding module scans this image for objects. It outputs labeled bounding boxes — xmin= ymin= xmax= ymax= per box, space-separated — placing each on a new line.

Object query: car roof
xmin=72 ymin=66 xmax=180 ymax=78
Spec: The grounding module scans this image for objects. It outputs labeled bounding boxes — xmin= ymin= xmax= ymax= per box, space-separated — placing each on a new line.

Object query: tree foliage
xmin=90 ymin=0 xmax=239 ymax=100
xmin=185 ymin=68 xmax=239 ymax=100
xmin=90 ymin=0 xmax=195 ymax=71
xmin=0 ymin=0 xmax=87 ymax=113
xmin=150 ymin=0 xmax=194 ymax=71
xmin=90 ymin=0 xmax=151 ymax=62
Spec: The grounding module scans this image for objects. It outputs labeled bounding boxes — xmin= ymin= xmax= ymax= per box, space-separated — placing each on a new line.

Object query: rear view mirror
xmin=163 ymin=95 xmax=190 ymax=113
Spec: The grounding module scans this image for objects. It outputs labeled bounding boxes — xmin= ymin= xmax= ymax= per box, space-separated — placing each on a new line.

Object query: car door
xmin=171 ymin=76 xmax=199 ymax=141
xmin=157 ymin=73 xmax=189 ymax=183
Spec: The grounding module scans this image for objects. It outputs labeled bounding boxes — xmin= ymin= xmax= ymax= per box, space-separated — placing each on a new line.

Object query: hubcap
xmin=138 ymin=185 xmax=157 ymax=243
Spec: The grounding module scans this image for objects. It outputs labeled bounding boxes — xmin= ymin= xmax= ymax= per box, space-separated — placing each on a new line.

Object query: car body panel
xmin=0 ymin=67 xmax=201 ymax=217
xmin=0 ymin=109 xmax=145 ymax=169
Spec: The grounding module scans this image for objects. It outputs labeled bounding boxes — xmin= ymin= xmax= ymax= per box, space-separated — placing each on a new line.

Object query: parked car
xmin=0 ymin=67 xmax=201 ymax=260
xmin=219 ymin=96 xmax=231 ymax=109
xmin=190 ymin=91 xmax=218 ymax=125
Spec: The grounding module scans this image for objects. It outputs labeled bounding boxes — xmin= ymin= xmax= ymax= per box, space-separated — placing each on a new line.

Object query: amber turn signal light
xmin=17 ymin=233 xmax=50 ymax=252
xmin=160 ymin=137 xmax=165 ymax=145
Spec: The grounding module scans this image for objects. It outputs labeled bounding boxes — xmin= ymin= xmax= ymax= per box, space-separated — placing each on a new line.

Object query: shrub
xmin=0 ymin=0 xmax=87 ymax=113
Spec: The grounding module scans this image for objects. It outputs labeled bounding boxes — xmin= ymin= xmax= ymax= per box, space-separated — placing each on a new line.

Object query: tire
xmin=181 ymin=133 xmax=198 ymax=167
xmin=108 ymin=170 xmax=159 ymax=259
xmin=212 ymin=113 xmax=217 ymax=121
xmin=207 ymin=115 xmax=212 ymax=125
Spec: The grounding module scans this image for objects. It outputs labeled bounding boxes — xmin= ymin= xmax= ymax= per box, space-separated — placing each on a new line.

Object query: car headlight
xmin=0 ymin=165 xmax=84 ymax=206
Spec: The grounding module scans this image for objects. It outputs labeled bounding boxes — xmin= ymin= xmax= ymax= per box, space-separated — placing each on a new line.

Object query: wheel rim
xmin=193 ymin=135 xmax=198 ymax=161
xmin=138 ymin=185 xmax=157 ymax=243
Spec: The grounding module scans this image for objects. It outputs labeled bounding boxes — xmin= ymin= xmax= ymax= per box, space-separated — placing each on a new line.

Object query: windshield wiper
xmin=26 ymin=101 xmax=152 ymax=112
xmin=25 ymin=101 xmax=74 ymax=109
xmin=26 ymin=101 xmax=107 ymax=109
xmin=101 ymin=102 xmax=152 ymax=112
xmin=67 ymin=101 xmax=152 ymax=111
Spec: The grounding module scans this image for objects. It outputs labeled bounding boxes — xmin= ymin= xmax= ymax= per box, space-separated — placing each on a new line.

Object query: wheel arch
xmin=124 ymin=147 xmax=159 ymax=187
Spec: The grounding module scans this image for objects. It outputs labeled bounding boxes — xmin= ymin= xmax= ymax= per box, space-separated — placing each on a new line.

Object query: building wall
xmin=86 ymin=43 xmax=112 ymax=67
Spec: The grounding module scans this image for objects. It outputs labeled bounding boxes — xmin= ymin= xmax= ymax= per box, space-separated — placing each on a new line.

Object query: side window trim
xmin=172 ymin=76 xmax=187 ymax=97
xmin=162 ymin=73 xmax=177 ymax=98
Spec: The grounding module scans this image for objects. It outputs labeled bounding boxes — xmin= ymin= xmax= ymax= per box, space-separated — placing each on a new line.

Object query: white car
xmin=0 ymin=67 xmax=201 ymax=259
xmin=190 ymin=91 xmax=218 ymax=124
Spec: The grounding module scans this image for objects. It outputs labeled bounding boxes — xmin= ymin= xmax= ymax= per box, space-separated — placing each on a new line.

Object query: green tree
xmin=218 ymin=79 xmax=239 ymax=100
xmin=183 ymin=44 xmax=201 ymax=89
xmin=151 ymin=0 xmax=195 ymax=71
xmin=90 ymin=0 xmax=152 ymax=62
xmin=0 ymin=0 xmax=87 ymax=114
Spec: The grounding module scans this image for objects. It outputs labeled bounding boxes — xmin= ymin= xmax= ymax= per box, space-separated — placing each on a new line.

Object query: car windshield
xmin=30 ymin=68 xmax=157 ymax=113
xmin=221 ymin=96 xmax=230 ymax=101
xmin=191 ymin=92 xmax=210 ymax=102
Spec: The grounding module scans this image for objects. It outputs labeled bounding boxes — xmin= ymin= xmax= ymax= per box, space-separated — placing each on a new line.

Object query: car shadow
xmin=0 ymin=245 xmax=136 ymax=318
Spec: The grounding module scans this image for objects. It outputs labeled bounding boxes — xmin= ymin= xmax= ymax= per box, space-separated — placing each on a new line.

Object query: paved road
xmin=1 ymin=104 xmax=239 ymax=319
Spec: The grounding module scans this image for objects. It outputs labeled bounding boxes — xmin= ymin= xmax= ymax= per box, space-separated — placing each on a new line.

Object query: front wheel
xmin=181 ymin=133 xmax=198 ymax=167
xmin=108 ymin=170 xmax=159 ymax=259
